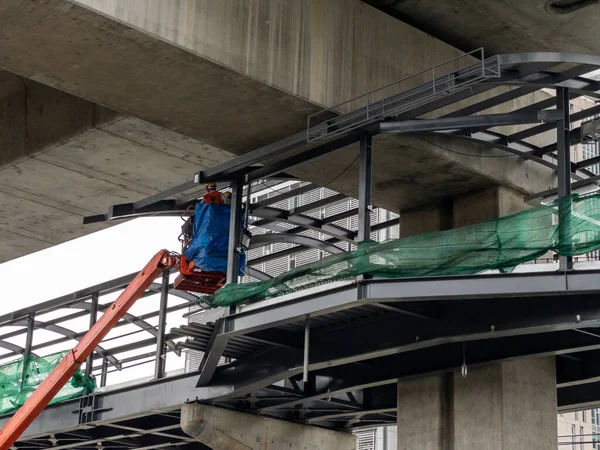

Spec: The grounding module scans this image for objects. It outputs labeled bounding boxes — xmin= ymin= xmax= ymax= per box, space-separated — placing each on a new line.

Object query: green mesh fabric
xmin=211 ymin=194 xmax=600 ymax=307
xmin=0 ymin=351 xmax=96 ymax=415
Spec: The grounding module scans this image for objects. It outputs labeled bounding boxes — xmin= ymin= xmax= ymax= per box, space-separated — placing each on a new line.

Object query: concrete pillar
xmin=453 ymin=186 xmax=529 ymax=228
xmin=180 ymin=403 xmax=357 ymax=450
xmin=400 ymin=186 xmax=529 ymax=237
xmin=396 ymin=357 xmax=557 ymax=450
xmin=400 ymin=199 xmax=454 ymax=238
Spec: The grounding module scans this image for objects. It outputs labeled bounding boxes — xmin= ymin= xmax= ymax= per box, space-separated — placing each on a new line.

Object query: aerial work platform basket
xmin=176 ymin=203 xmax=246 ymax=295
xmin=174 ymin=255 xmax=227 ymax=295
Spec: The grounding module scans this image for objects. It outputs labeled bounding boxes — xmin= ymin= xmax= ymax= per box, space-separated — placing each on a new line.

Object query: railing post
xmin=85 ymin=292 xmax=98 ymax=378
xmin=24 ymin=313 xmax=34 ymax=358
xmin=21 ymin=313 xmax=35 ymax=384
xmin=154 ymin=269 xmax=170 ymax=379
xmin=556 ymin=86 xmax=573 ymax=271
xmin=100 ymin=358 xmax=108 ymax=387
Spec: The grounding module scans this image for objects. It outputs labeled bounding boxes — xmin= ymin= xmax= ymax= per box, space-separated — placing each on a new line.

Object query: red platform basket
xmin=174 ymin=256 xmax=226 ymax=295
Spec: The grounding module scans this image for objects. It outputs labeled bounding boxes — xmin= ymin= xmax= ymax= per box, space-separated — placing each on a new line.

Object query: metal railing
xmin=306 ymin=48 xmax=501 ymax=142
xmin=0 ymin=270 xmax=205 ymax=390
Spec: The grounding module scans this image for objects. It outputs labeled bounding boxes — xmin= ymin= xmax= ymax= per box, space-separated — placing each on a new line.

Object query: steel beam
xmin=0 ymin=373 xmax=225 ymax=441
xmin=226 ymin=271 xmax=600 ymax=336
xmin=358 ymin=133 xmax=372 ymax=243
xmin=246 ymin=267 xmax=272 ymax=281
xmin=306 ymin=407 xmax=397 ymax=424
xmin=556 ymin=86 xmax=574 ymax=271
xmin=509 ymin=104 xmax=600 ymax=143
xmin=249 ymin=234 xmax=344 ymax=255
xmin=196 ymin=319 xmax=229 ymax=387
xmin=246 ymin=131 xmax=365 ymax=183
xmin=0 ymin=273 xmax=137 ymax=327
xmin=213 ymin=326 xmax=600 ymax=404
xmin=442 ymin=63 xmax=597 ymax=119
xmin=251 ymin=206 xmax=355 ymax=242
xmin=227 ymin=179 xmax=243 ymax=285
xmin=200 ymin=131 xmax=307 ymax=182
xmin=250 ymin=196 xmax=351 ymax=234
xmin=576 ymin=154 xmax=600 ymax=170
xmin=251 ymin=183 xmax=315 ymax=209
xmin=380 ymin=111 xmax=544 ymax=134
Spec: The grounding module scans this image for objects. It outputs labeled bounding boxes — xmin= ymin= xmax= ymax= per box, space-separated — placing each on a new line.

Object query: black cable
xmin=323 ymin=152 xmax=362 ymax=188
xmin=416 ymin=134 xmax=521 ymax=158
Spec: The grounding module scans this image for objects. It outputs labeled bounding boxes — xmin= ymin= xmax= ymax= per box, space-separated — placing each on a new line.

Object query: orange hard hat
xmin=206 ymin=182 xmax=217 ymax=190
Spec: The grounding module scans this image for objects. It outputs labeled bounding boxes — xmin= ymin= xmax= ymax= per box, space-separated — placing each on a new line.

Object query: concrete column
xmin=400 ymin=199 xmax=454 ymax=238
xmin=397 ymin=357 xmax=557 ymax=450
xmin=400 ymin=186 xmax=528 ymax=237
xmin=181 ymin=404 xmax=357 ymax=450
xmin=453 ymin=186 xmax=529 ymax=228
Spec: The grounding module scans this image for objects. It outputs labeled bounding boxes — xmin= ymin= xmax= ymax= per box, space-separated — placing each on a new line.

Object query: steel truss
xmin=7 ymin=52 xmax=600 ymax=446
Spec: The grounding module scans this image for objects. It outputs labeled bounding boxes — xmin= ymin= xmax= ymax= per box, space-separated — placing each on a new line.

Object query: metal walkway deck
xmin=3 ymin=267 xmax=600 ymax=449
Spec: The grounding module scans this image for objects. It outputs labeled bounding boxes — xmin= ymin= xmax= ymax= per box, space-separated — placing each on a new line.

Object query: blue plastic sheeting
xmin=184 ymin=203 xmax=246 ymax=275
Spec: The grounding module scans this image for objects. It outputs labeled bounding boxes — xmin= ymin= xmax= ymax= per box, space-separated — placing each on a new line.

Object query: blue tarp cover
xmin=184 ymin=203 xmax=246 ymax=275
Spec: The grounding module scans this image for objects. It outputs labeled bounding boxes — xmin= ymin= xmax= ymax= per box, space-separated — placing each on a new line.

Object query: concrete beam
xmin=0 ymin=0 xmax=557 ymax=261
xmin=0 ymin=73 xmax=234 ymax=262
xmin=365 ymin=0 xmax=600 ymax=56
xmin=180 ymin=403 xmax=356 ymax=450
xmin=400 ymin=185 xmax=530 ymax=238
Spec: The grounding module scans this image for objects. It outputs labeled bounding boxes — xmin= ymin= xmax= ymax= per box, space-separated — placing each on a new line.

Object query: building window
xmin=289 ymin=255 xmax=296 ymax=270
xmin=576 ymin=411 xmax=579 ymax=421
xmin=584 ymin=410 xmax=587 ymax=423
xmin=573 ymin=425 xmax=576 ymax=450
xmin=581 ymin=426 xmax=585 ymax=450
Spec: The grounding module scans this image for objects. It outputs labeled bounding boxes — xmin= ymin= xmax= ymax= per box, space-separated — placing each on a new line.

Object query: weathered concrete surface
xmin=0 ymin=0 xmax=558 ymax=261
xmin=400 ymin=185 xmax=528 ymax=237
xmin=180 ymin=403 xmax=356 ymax=450
xmin=366 ymin=0 xmax=600 ymax=55
xmin=397 ymin=358 xmax=558 ymax=450
xmin=0 ymin=73 xmax=234 ymax=262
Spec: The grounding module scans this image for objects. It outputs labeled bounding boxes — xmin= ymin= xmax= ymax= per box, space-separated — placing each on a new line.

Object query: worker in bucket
xmin=223 ymin=191 xmax=232 ymax=205
xmin=202 ymin=182 xmax=224 ymax=204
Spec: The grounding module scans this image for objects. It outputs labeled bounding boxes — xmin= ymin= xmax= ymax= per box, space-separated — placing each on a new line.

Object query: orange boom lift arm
xmin=0 ymin=250 xmax=178 ymax=450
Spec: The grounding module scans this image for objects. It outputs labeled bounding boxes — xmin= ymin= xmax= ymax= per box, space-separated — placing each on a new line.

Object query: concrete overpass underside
xmin=0 ymin=0 xmax=581 ymax=262
xmin=365 ymin=0 xmax=600 ymax=56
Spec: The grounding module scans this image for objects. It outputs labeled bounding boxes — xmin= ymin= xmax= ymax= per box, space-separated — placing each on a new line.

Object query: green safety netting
xmin=210 ymin=193 xmax=600 ymax=307
xmin=0 ymin=351 xmax=95 ymax=415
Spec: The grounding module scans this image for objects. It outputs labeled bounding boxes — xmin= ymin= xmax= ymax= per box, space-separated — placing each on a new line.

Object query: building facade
xmin=558 ymin=409 xmax=600 ymax=450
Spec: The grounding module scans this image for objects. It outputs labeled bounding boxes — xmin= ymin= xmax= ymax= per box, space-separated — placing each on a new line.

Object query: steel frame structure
xmin=7 ymin=51 xmax=600 ymax=447
xmin=84 ymin=52 xmax=600 ymax=229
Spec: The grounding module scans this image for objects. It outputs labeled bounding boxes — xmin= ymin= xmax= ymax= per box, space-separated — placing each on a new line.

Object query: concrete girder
xmin=180 ymin=403 xmax=356 ymax=450
xmin=0 ymin=0 xmax=569 ymax=263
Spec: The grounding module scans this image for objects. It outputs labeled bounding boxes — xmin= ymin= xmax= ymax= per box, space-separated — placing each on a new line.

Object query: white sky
xmin=0 ymin=217 xmax=191 ymax=386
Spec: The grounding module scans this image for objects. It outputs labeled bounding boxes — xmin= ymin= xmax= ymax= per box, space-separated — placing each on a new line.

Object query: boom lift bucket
xmin=174 ymin=255 xmax=226 ymax=295
xmin=175 ymin=203 xmax=246 ymax=294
